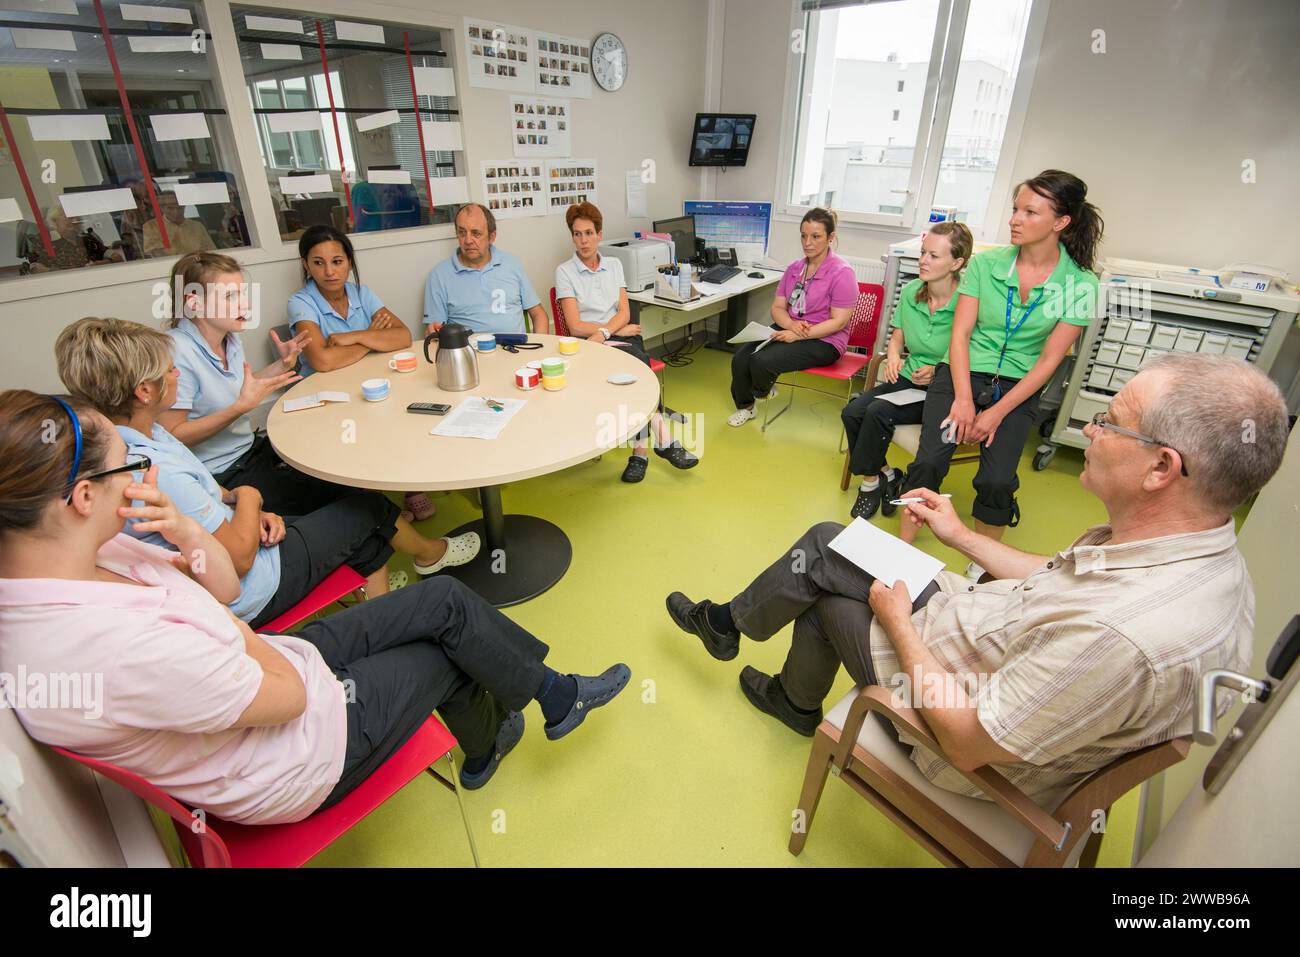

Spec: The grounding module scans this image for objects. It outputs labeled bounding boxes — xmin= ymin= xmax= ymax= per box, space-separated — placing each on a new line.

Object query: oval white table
xmin=267 ymin=334 xmax=659 ymax=606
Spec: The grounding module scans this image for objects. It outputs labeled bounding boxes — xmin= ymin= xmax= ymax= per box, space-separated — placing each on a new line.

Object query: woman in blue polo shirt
xmin=288 ymin=225 xmax=435 ymax=523
xmin=900 ymin=170 xmax=1103 ymax=557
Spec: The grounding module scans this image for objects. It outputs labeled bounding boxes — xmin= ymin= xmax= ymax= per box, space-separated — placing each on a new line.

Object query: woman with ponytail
xmin=900 ymin=170 xmax=1102 ymax=560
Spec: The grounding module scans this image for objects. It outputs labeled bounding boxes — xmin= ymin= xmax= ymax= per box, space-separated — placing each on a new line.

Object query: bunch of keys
xmin=483 ymin=397 xmax=505 ymax=412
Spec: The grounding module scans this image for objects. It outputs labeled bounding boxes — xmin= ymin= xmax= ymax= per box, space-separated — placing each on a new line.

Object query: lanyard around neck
xmin=991 ymin=281 xmax=1045 ymax=400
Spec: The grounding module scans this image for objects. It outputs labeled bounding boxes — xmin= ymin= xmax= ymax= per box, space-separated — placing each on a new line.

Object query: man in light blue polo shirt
xmin=423 ymin=203 xmax=550 ymax=335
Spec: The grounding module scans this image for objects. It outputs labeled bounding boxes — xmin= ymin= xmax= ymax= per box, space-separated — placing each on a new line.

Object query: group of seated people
xmin=0 ymin=167 xmax=1290 ymax=846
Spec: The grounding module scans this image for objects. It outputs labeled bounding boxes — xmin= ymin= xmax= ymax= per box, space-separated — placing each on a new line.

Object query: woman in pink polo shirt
xmin=0 ymin=390 xmax=631 ymax=823
xmin=727 ymin=207 xmax=859 ymax=427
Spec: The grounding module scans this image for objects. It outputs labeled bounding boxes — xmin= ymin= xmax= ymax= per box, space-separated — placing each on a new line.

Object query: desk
xmin=627 ymin=267 xmax=783 ymax=345
xmin=266 ymin=335 xmax=659 ymax=606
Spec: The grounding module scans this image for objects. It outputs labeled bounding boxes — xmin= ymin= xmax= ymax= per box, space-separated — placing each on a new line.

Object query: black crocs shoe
xmin=653 ymin=440 xmax=699 ymax=470
xmin=665 ymin=592 xmax=740 ymax=661
xmin=738 ymin=667 xmax=821 ymax=737
xmin=621 ymin=455 xmax=648 ymax=483
xmin=879 ymin=470 xmax=906 ymax=517
xmin=850 ymin=481 xmax=884 ymax=520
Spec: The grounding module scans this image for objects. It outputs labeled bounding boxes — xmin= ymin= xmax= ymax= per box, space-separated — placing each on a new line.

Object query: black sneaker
xmin=878 ymin=470 xmax=906 ymax=517
xmin=664 ymin=592 xmax=740 ymax=661
xmin=621 ymin=455 xmax=648 ymax=483
xmin=738 ymin=666 xmax=821 ymax=736
xmin=653 ymin=440 xmax=699 ymax=469
xmin=850 ymin=481 xmax=884 ymax=520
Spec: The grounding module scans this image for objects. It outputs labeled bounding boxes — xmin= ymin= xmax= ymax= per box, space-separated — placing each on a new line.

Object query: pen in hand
xmin=889 ymin=493 xmax=953 ymax=506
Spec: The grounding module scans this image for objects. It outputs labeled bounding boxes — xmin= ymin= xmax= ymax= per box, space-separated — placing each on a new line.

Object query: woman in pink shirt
xmin=0 ymin=390 xmax=631 ymax=824
xmin=727 ymin=208 xmax=860 ymax=427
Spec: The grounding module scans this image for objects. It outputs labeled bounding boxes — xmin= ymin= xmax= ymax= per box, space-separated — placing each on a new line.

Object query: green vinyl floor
xmin=307 ymin=345 xmax=1142 ymax=868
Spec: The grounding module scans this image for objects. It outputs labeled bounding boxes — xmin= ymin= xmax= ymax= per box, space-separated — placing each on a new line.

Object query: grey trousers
xmin=729 ymin=522 xmax=940 ymax=730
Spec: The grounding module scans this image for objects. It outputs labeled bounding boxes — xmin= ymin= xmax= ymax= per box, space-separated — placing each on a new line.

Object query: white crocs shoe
xmin=414 ymin=532 xmax=481 ymax=575
xmin=727 ymin=407 xmax=757 ymax=427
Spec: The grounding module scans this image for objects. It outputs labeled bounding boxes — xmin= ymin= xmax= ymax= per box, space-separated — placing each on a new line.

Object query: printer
xmin=598 ymin=238 xmax=670 ymax=292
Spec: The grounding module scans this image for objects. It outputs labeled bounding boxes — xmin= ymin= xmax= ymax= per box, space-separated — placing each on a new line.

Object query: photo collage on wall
xmin=480 ymin=160 xmax=546 ymax=219
xmin=510 ymin=96 xmax=571 ymax=159
xmin=545 ymin=159 xmax=599 ymax=211
xmin=464 ymin=18 xmax=536 ymax=92
xmin=534 ymin=31 xmax=593 ymax=98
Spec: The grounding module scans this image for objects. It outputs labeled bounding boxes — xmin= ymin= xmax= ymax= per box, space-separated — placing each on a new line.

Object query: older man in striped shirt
xmin=667 ymin=353 xmax=1290 ymax=799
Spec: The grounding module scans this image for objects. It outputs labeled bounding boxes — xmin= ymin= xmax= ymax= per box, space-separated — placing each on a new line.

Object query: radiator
xmin=840 ymin=255 xmax=886 ymax=285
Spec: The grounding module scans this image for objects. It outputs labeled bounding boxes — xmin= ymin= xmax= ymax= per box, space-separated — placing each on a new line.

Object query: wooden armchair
xmin=790 ymin=685 xmax=1191 ymax=867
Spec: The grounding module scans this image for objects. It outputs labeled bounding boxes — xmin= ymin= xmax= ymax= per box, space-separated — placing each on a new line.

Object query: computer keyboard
xmin=699 ymin=264 xmax=741 ymax=284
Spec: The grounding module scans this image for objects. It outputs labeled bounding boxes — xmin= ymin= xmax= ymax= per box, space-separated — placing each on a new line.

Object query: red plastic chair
xmin=761 ymin=282 xmax=884 ymax=432
xmin=260 ymin=564 xmax=367 ymax=633
xmin=550 ymin=285 xmax=669 ymax=394
xmin=50 ymin=714 xmax=480 ymax=867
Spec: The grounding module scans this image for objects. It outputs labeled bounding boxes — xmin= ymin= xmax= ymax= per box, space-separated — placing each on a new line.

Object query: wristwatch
xmin=598 ymin=327 xmax=612 ymax=340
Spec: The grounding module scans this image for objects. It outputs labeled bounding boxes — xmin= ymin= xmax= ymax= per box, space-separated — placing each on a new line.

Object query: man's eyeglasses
xmin=1089 ymin=413 xmax=1189 ymax=477
xmin=64 ymin=455 xmax=152 ymax=503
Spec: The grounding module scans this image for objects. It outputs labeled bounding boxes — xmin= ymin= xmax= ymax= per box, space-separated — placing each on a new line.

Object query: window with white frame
xmin=785 ymin=0 xmax=1039 ymax=232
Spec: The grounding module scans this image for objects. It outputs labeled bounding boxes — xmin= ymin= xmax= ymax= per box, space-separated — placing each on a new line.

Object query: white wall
xmin=0 ymin=0 xmax=709 ymax=393
xmin=718 ymin=0 xmax=1300 ymax=272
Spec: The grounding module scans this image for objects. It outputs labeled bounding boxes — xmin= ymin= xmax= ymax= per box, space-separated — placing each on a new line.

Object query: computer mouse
xmin=747 ymin=271 xmax=764 ymax=279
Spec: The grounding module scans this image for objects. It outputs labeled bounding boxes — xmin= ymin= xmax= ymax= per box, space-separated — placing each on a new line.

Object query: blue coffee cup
xmin=473 ymin=333 xmax=497 ymax=352
xmin=361 ymin=377 xmax=390 ymax=401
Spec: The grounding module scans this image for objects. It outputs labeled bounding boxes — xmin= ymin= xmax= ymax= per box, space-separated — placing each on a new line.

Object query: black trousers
xmin=730 ymin=332 xmax=839 ymax=408
xmin=841 ymin=375 xmax=926 ymax=478
xmin=901 ymin=364 xmax=1041 ymax=527
xmin=610 ymin=332 xmax=660 ymax=435
xmin=249 ymin=493 xmax=401 ymax=629
xmin=297 ymin=577 xmax=550 ymax=809
xmin=729 ymin=522 xmax=939 ymax=742
xmin=214 ymin=433 xmax=357 ymax=516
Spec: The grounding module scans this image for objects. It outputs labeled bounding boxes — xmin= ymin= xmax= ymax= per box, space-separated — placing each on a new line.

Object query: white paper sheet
xmin=128 ymin=35 xmax=195 ymax=53
xmin=278 ymin=173 xmax=334 ymax=195
xmin=260 ymin=42 xmax=303 ymax=60
xmin=543 ymin=157 xmax=598 ymax=216
xmin=625 ymin=170 xmax=647 ymax=218
xmin=59 ymin=188 xmax=137 ymax=217
xmin=431 ymin=396 xmax=526 ymax=440
xmin=334 ymin=20 xmax=384 ymax=43
xmin=463 ymin=17 xmax=536 ymax=93
xmin=479 ymin=160 xmax=545 ymax=220
xmin=27 ymin=113 xmax=110 ymax=142
xmin=533 ymin=30 xmax=593 ymax=99
xmin=431 ymin=176 xmax=470 ymax=206
xmin=827 ymin=518 xmax=946 ymax=601
xmin=267 ymin=111 xmax=321 ymax=134
xmin=284 ymin=391 xmax=349 ymax=412
xmin=355 ymin=110 xmax=399 ymax=132
xmin=421 ymin=120 xmax=463 ymax=151
xmin=172 ymin=182 xmax=229 ymax=206
xmin=414 ymin=66 xmax=456 ymax=97
xmin=246 ymin=14 xmax=303 ymax=33
xmin=727 ymin=321 xmax=775 ymax=345
xmin=149 ymin=112 xmax=210 ymax=142
xmin=119 ymin=3 xmax=192 ymax=25
xmin=0 ymin=198 xmax=23 ymax=224
xmin=509 ymin=95 xmax=570 ymax=159
xmin=367 ymin=168 xmax=412 ymax=186
xmin=6 ymin=0 xmax=77 ymax=12
xmin=875 ymin=388 xmax=928 ymax=406
xmin=12 ymin=28 xmax=77 ymax=51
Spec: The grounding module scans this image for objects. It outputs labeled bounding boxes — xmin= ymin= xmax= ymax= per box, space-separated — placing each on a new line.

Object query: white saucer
xmin=607 ymin=374 xmax=638 ymax=385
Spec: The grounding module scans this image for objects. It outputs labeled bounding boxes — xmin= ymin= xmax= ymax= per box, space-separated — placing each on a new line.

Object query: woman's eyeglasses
xmin=1089 ymin=413 xmax=1189 ymax=476
xmin=64 ymin=455 xmax=152 ymax=503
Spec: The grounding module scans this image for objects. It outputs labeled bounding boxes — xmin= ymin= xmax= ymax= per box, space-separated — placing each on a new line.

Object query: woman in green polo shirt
xmin=901 ymin=169 xmax=1103 ymax=549
xmin=842 ymin=221 xmax=972 ymax=519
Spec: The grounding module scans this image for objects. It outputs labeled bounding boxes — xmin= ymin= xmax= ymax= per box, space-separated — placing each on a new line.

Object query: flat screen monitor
xmin=683 ymin=201 xmax=772 ymax=265
xmin=652 ymin=214 xmax=697 ymax=263
xmin=689 ymin=113 xmax=756 ymax=167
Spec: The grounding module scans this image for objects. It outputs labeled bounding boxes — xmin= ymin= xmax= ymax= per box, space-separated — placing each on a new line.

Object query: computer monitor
xmin=689 ymin=113 xmax=756 ymax=167
xmin=652 ymin=214 xmax=697 ymax=264
xmin=683 ymin=201 xmax=772 ymax=265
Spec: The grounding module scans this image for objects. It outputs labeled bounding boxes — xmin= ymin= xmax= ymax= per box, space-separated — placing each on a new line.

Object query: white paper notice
xmin=59 ymin=188 xmax=137 ymax=218
xmin=509 ymin=95 xmax=570 ymax=159
xmin=431 ymin=176 xmax=470 ymax=206
xmin=727 ymin=321 xmax=775 ymax=346
xmin=246 ymin=14 xmax=303 ymax=33
xmin=278 ymin=174 xmax=334 ymax=195
xmin=422 ymin=120 xmax=463 ymax=151
xmin=876 ymin=388 xmax=928 ymax=406
xmin=6 ymin=0 xmax=77 ymax=12
xmin=625 ymin=170 xmax=647 ymax=219
xmin=27 ymin=114 xmax=110 ymax=142
xmin=267 ymin=111 xmax=321 ymax=134
xmin=463 ymin=17 xmax=536 ymax=93
xmin=12 ymin=28 xmax=77 ymax=51
xmin=355 ymin=110 xmax=399 ymax=133
xmin=149 ymin=112 xmax=210 ymax=142
xmin=128 ymin=35 xmax=196 ymax=53
xmin=172 ymin=182 xmax=230 ymax=206
xmin=543 ymin=158 xmax=598 ymax=215
xmin=0 ymin=198 xmax=23 ymax=224
xmin=367 ymin=168 xmax=412 ymax=185
xmin=334 ymin=20 xmax=384 ymax=43
xmin=261 ymin=42 xmax=303 ymax=60
xmin=828 ymin=518 xmax=946 ymax=601
xmin=119 ymin=3 xmax=192 ymax=25
xmin=414 ymin=66 xmax=456 ymax=97
xmin=431 ymin=396 xmax=526 ymax=440
xmin=480 ymin=160 xmax=545 ymax=220
xmin=533 ymin=30 xmax=593 ymax=99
